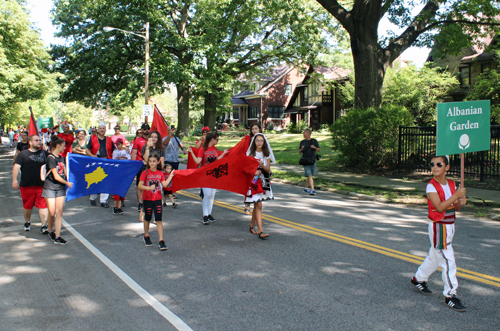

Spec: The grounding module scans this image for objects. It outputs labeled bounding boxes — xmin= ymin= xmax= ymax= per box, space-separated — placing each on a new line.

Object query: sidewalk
xmin=272 ymin=164 xmax=500 ymax=207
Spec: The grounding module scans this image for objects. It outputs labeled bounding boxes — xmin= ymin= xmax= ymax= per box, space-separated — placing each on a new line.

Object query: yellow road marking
xmin=178 ymin=190 xmax=500 ymax=288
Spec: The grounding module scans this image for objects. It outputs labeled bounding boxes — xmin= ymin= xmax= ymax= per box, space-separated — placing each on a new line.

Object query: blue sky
xmin=28 ymin=0 xmax=430 ymax=67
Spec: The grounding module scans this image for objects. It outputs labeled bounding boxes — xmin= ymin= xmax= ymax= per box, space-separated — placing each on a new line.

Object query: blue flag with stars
xmin=66 ymin=154 xmax=144 ymax=202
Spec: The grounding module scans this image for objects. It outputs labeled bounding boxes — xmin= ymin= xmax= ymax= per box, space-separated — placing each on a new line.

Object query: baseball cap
xmin=141 ymin=123 xmax=150 ymax=130
xmin=116 ymin=138 xmax=123 ymax=144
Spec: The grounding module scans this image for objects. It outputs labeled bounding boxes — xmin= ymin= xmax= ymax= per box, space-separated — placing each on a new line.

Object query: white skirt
xmin=244 ymin=186 xmax=274 ymax=203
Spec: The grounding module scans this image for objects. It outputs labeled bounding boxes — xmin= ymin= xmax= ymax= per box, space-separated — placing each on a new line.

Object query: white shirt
xmin=426 ymin=181 xmax=455 ymax=200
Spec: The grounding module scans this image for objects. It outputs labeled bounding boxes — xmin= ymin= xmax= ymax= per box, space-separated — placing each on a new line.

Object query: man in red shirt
xmin=131 ymin=123 xmax=151 ymax=212
xmin=57 ymin=124 xmax=75 ymax=157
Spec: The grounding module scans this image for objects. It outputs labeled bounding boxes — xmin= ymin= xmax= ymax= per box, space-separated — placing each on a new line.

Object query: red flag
xmin=225 ymin=134 xmax=251 ymax=157
xmin=172 ymin=155 xmax=259 ymax=195
xmin=187 ymin=147 xmax=223 ymax=169
xmin=28 ymin=107 xmax=39 ymax=137
xmin=150 ymin=105 xmax=169 ymax=138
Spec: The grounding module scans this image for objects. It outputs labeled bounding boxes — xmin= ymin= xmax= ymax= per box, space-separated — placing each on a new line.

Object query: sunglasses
xmin=429 ymin=162 xmax=444 ymax=168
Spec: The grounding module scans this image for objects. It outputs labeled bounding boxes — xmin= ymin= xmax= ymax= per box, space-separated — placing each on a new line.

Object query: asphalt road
xmin=0 ymin=141 xmax=499 ymax=331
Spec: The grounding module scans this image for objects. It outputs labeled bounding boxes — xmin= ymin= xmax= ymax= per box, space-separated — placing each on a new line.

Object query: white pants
xmin=415 ymin=222 xmax=458 ymax=297
xmin=202 ymin=188 xmax=217 ymax=216
xmin=90 ymin=193 xmax=109 ymax=203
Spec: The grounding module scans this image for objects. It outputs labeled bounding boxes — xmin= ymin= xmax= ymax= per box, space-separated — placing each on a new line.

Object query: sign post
xmin=436 ymin=100 xmax=491 ymax=187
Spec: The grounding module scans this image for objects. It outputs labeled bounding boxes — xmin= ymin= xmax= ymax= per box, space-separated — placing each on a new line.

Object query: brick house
xmin=230 ymin=65 xmax=350 ymax=130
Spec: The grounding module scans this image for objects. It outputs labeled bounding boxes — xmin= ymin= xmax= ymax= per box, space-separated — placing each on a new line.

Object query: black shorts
xmin=136 ymin=167 xmax=145 ymax=186
xmin=143 ymin=200 xmax=162 ymax=222
xmin=163 ymin=190 xmax=173 ymax=196
xmin=165 ymin=161 xmax=179 ymax=170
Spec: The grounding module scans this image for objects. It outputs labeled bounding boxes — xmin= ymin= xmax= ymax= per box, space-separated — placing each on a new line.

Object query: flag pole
xmin=460 ymin=153 xmax=465 ymax=188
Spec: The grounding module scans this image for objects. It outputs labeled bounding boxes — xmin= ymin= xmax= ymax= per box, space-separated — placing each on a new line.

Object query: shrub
xmin=286 ymin=120 xmax=309 ymax=133
xmin=330 ymin=105 xmax=413 ymax=171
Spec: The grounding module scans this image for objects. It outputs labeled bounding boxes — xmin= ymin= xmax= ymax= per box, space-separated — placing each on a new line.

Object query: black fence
xmin=398 ymin=125 xmax=500 ymax=181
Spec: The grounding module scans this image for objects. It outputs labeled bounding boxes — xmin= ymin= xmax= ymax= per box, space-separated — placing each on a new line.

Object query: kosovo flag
xmin=66 ymin=154 xmax=144 ymax=202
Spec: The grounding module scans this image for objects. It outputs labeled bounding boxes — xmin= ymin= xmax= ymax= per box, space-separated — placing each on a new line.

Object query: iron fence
xmin=398 ymin=125 xmax=500 ymax=181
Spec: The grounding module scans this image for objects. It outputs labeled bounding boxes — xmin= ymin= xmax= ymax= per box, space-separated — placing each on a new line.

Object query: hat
xmin=202 ymin=126 xmax=210 ymax=132
xmin=141 ymin=123 xmax=150 ymax=130
xmin=115 ymin=138 xmax=123 ymax=144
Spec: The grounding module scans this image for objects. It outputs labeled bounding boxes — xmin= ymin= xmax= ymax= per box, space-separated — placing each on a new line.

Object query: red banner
xmin=28 ymin=107 xmax=39 ymax=137
xmin=172 ymin=154 xmax=259 ymax=195
xmin=150 ymin=105 xmax=169 ymax=139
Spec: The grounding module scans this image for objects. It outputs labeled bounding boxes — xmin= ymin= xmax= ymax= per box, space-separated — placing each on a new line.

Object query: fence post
xmin=398 ymin=125 xmax=402 ymax=174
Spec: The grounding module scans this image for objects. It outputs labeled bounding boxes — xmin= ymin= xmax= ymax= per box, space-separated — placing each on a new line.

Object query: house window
xmin=303 ymin=86 xmax=308 ymax=102
xmin=285 ymin=84 xmax=292 ymax=95
xmin=294 ymin=92 xmax=301 ymax=107
xmin=232 ymin=107 xmax=239 ymax=120
xmin=459 ymin=67 xmax=470 ymax=87
xmin=249 ymin=83 xmax=256 ymax=92
xmin=248 ymin=106 xmax=259 ymax=119
xmin=268 ymin=106 xmax=285 ymax=119
xmin=481 ymin=63 xmax=491 ymax=73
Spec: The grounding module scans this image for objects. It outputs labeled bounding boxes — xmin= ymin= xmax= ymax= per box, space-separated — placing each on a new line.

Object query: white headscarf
xmin=246 ymin=133 xmax=276 ymax=165
xmin=98 ymin=121 xmax=106 ymax=128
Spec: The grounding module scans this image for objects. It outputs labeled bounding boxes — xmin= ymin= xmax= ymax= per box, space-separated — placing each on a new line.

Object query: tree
xmin=316 ymin=0 xmax=500 ymax=109
xmin=466 ymin=69 xmax=500 ymax=124
xmin=0 ymin=0 xmax=59 ymax=124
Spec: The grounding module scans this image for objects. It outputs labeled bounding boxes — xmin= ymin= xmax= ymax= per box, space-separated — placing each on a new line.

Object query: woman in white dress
xmin=245 ymin=133 xmax=275 ymax=239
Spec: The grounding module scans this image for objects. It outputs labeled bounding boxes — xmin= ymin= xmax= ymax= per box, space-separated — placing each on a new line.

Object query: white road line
xmin=63 ymin=219 xmax=193 ymax=331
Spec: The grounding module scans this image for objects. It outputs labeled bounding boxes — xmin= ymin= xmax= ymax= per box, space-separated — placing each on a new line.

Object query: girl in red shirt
xmin=189 ymin=132 xmax=228 ymax=225
xmin=138 ymin=154 xmax=174 ymax=251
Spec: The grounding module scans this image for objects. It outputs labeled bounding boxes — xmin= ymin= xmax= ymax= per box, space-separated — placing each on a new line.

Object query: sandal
xmin=258 ymin=232 xmax=270 ymax=240
xmin=244 ymin=205 xmax=251 ymax=215
xmin=249 ymin=226 xmax=258 ymax=235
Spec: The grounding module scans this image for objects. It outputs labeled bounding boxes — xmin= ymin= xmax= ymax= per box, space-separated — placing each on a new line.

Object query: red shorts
xmin=113 ymin=195 xmax=125 ymax=201
xmin=20 ymin=186 xmax=47 ymax=210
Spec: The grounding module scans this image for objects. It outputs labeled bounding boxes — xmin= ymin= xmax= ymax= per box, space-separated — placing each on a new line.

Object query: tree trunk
xmin=176 ymin=83 xmax=190 ymax=137
xmin=204 ymin=92 xmax=218 ymax=131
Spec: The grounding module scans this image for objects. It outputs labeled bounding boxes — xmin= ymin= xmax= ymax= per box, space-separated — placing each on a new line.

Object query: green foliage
xmin=382 ymin=65 xmax=459 ymax=126
xmin=330 ymin=106 xmax=413 ymax=171
xmin=466 ymin=69 xmax=500 ymax=124
xmin=0 ymin=0 xmax=59 ymax=123
xmin=286 ymin=120 xmax=308 ymax=133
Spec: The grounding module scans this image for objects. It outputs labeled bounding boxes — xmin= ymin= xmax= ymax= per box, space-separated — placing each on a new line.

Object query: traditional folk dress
xmin=244 ymin=133 xmax=275 ymax=204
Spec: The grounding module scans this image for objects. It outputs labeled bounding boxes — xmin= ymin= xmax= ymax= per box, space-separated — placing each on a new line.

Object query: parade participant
xmin=86 ymin=122 xmax=114 ymax=207
xmin=162 ymin=164 xmax=177 ymax=208
xmin=57 ymin=124 xmax=75 ymax=157
xmin=243 ymin=123 xmax=262 ymax=214
xmin=130 ymin=129 xmax=142 ymax=152
xmin=138 ymin=153 xmax=174 ymax=251
xmin=163 ymin=125 xmax=187 ymax=171
xmin=245 ymin=133 xmax=275 ymax=239
xmin=189 ymin=132 xmax=228 ymax=225
xmin=8 ymin=129 xmax=14 ymax=147
xmin=111 ymin=124 xmax=126 ymax=148
xmin=111 ymin=138 xmax=130 ymax=215
xmin=142 ymin=131 xmax=165 ymax=170
xmin=131 ymin=123 xmax=151 ymax=212
xmin=13 ymin=132 xmax=29 ymax=164
xmin=12 ymin=135 xmax=49 ymax=233
xmin=72 ymin=130 xmax=87 ymax=155
xmin=42 ymin=137 xmax=73 ymax=245
xmin=14 ymin=131 xmax=20 ymax=148
xmin=194 ymin=126 xmax=210 ymax=149
xmin=411 ymin=155 xmax=467 ymax=312
xmin=299 ymin=128 xmax=320 ymax=195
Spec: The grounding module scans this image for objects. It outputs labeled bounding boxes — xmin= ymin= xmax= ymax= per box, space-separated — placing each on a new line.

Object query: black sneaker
xmin=117 ymin=208 xmax=124 ymax=214
xmin=411 ymin=277 xmax=432 ymax=294
xmin=172 ymin=203 xmax=178 ymax=208
xmin=163 ymin=202 xmax=167 ymax=207
xmin=113 ymin=207 xmax=119 ymax=215
xmin=101 ymin=202 xmax=109 ymax=208
xmin=208 ymin=215 xmax=216 ymax=223
xmin=90 ymin=200 xmax=96 ymax=206
xmin=445 ymin=296 xmax=466 ymax=312
xmin=138 ymin=203 xmax=143 ymax=212
xmin=121 ymin=202 xmax=125 ymax=207
xmin=48 ymin=232 xmax=56 ymax=241
xmin=202 ymin=216 xmax=210 ymax=225
xmin=159 ymin=240 xmax=168 ymax=251
xmin=54 ymin=237 xmax=68 ymax=245
xmin=143 ymin=236 xmax=153 ymax=246
xmin=23 ymin=222 xmax=31 ymax=231
xmin=40 ymin=224 xmax=49 ymax=234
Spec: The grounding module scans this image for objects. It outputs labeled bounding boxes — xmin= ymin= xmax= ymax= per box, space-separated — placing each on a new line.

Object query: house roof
xmin=312 ymin=65 xmax=351 ymax=81
xmin=231 ymin=97 xmax=248 ymax=105
xmin=460 ymin=33 xmax=496 ymax=64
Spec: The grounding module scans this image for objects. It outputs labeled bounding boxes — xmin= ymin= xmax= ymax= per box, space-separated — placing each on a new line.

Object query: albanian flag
xmin=172 ymin=154 xmax=259 ymax=195
xmin=28 ymin=106 xmax=40 ymax=137
xmin=225 ymin=134 xmax=250 ymax=157
xmin=150 ymin=105 xmax=169 ymax=139
xmin=187 ymin=147 xmax=223 ymax=169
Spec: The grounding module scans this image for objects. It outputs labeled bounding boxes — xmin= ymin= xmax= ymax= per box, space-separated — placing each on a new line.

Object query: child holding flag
xmin=112 ymin=139 xmax=130 ymax=215
xmin=162 ymin=164 xmax=177 ymax=208
xmin=138 ymin=153 xmax=174 ymax=251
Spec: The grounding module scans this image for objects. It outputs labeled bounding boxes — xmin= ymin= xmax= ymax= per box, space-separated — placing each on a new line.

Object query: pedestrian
xmin=188 ymin=132 xmax=228 ymax=225
xmin=411 ymin=155 xmax=467 ymax=311
xmin=8 ymin=129 xmax=14 ymax=147
xmin=72 ymin=130 xmax=87 ymax=155
xmin=298 ymin=128 xmax=320 ymax=195
xmin=194 ymin=126 xmax=210 ymax=149
xmin=162 ymin=164 xmax=177 ymax=208
xmin=57 ymin=124 xmax=75 ymax=157
xmin=111 ymin=138 xmax=130 ymax=215
xmin=13 ymin=132 xmax=30 ymax=165
xmin=14 ymin=131 xmax=20 ymax=148
xmin=42 ymin=137 xmax=73 ymax=244
xmin=243 ymin=123 xmax=262 ymax=214
xmin=111 ymin=124 xmax=126 ymax=148
xmin=163 ymin=125 xmax=187 ymax=170
xmin=245 ymin=133 xmax=274 ymax=239
xmin=12 ymin=134 xmax=49 ymax=233
xmin=138 ymin=153 xmax=174 ymax=251
xmin=86 ymin=122 xmax=114 ymax=207
xmin=130 ymin=129 xmax=143 ymax=153
xmin=131 ymin=123 xmax=151 ymax=213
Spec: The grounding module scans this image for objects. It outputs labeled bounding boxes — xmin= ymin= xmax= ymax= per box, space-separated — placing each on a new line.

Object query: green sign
xmin=436 ymin=100 xmax=490 ymax=155
xmin=38 ymin=117 xmax=54 ymax=129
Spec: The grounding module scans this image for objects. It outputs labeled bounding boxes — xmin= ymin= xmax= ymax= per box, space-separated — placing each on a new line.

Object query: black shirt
xmin=16 ymin=141 xmax=30 ymax=152
xmin=299 ymin=138 xmax=319 ymax=159
xmin=43 ymin=153 xmax=67 ymax=191
xmin=14 ymin=149 xmax=48 ymax=187
xmin=87 ymin=136 xmax=115 ymax=158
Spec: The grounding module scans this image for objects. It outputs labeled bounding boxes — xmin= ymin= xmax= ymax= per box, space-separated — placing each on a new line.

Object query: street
xmin=0 ymin=147 xmax=499 ymax=331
